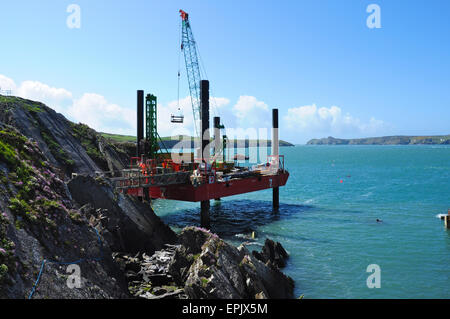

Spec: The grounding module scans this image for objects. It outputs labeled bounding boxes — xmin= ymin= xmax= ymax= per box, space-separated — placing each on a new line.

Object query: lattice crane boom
xmin=180 ymin=9 xmax=202 ymax=138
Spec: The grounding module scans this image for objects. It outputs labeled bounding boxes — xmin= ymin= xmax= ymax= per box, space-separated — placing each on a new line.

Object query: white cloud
xmin=1 ymin=75 xmax=73 ymax=113
xmin=228 ymin=95 xmax=271 ymax=129
xmin=157 ymin=96 xmax=231 ymax=137
xmin=1 ymin=73 xmax=284 ymax=138
xmin=16 ymin=80 xmax=73 ymax=113
xmin=284 ymin=104 xmax=386 ymax=136
xmin=67 ymin=93 xmax=136 ymax=135
xmin=157 ymin=96 xmax=195 ymax=137
xmin=1 ymin=74 xmax=137 ymax=135
xmin=160 ymin=95 xmax=271 ymax=136
xmin=163 ymin=95 xmax=272 ymax=134
xmin=233 ymin=95 xmax=269 ymax=119
xmin=0 ymin=75 xmax=17 ymax=92
xmin=211 ymin=97 xmax=230 ymax=109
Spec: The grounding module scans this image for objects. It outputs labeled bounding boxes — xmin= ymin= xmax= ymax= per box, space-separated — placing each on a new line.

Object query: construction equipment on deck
xmin=112 ymin=10 xmax=289 ymax=227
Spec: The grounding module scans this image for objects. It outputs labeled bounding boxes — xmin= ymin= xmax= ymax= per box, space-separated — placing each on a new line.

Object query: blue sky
xmin=0 ymin=0 xmax=449 ymax=143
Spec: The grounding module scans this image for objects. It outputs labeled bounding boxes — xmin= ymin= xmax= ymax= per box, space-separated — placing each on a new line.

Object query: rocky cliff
xmin=0 ymin=122 xmax=177 ymax=298
xmin=0 ymin=95 xmax=132 ymax=176
xmin=0 ymin=95 xmax=295 ymax=299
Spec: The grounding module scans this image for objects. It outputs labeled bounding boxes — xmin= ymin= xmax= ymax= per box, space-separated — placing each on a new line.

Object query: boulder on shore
xmin=171 ymin=227 xmax=294 ymax=299
xmin=252 ymin=238 xmax=289 ymax=268
xmin=67 ymin=175 xmax=178 ymax=255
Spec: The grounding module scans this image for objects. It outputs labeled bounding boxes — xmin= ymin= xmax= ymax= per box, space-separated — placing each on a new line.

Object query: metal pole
xmin=272 ymin=109 xmax=279 ymax=158
xmin=272 ymin=108 xmax=279 ymax=209
xmin=214 ymin=116 xmax=221 ymax=158
xmin=214 ymin=116 xmax=221 ymax=202
xmin=200 ymin=80 xmax=211 ymax=228
xmin=137 ymin=90 xmax=144 ymax=157
xmin=200 ymin=80 xmax=210 ymax=164
xmin=245 ymin=138 xmax=249 ymax=167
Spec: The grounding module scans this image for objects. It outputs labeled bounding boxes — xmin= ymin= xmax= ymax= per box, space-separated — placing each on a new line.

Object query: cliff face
xmin=67 ymin=175 xmax=177 ymax=254
xmin=0 ymin=96 xmax=131 ymax=176
xmin=307 ymin=135 xmax=450 ymax=145
xmin=0 ymin=97 xmax=177 ymax=298
xmin=0 ymin=124 xmax=119 ymax=298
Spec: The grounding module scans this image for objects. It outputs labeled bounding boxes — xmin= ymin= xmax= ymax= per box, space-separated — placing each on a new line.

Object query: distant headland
xmin=102 ymin=133 xmax=295 ymax=148
xmin=307 ymin=135 xmax=450 ymax=145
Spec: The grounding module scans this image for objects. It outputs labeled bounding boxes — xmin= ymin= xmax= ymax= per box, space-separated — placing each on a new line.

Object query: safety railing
xmin=112 ymin=170 xmax=191 ymax=190
xmin=267 ymin=155 xmax=285 ymax=173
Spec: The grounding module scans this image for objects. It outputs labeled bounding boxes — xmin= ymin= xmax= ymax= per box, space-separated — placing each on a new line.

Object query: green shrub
xmin=8 ymin=197 xmax=32 ymax=215
xmin=14 ymin=220 xmax=22 ymax=230
xmin=200 ymin=277 xmax=209 ymax=288
xmin=0 ymin=140 xmax=17 ymax=167
xmin=41 ymin=130 xmax=74 ymax=170
xmin=0 ymin=264 xmax=8 ymax=281
xmin=70 ymin=123 xmax=108 ymax=170
xmin=68 ymin=210 xmax=83 ymax=224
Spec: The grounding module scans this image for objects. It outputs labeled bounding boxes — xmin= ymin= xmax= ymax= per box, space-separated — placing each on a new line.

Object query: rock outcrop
xmin=67 ymin=175 xmax=177 ymax=254
xmin=0 ymin=124 xmax=129 ymax=298
xmin=175 ymin=227 xmax=294 ymax=299
xmin=114 ymin=247 xmax=188 ymax=299
xmin=252 ymin=238 xmax=289 ymax=268
xmin=111 ymin=227 xmax=295 ymax=300
xmin=0 ymin=96 xmax=132 ymax=177
xmin=0 ymin=120 xmax=176 ymax=298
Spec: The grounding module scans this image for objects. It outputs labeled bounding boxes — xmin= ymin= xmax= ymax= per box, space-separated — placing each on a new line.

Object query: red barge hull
xmin=126 ymin=172 xmax=289 ymax=202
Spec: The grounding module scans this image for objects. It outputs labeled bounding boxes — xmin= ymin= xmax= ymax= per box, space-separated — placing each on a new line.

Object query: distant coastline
xmin=101 ymin=133 xmax=295 ymax=148
xmin=307 ymin=135 xmax=450 ymax=145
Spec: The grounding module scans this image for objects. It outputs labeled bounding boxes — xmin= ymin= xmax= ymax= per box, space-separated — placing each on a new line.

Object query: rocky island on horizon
xmin=307 ymin=135 xmax=450 ymax=145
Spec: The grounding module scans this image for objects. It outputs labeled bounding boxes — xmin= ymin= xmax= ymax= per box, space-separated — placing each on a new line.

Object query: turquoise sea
xmin=153 ymin=145 xmax=450 ymax=298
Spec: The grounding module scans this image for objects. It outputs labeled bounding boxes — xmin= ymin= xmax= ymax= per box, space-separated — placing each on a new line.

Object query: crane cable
xmin=178 ymin=15 xmax=225 ymax=155
xmin=177 ymin=19 xmax=182 ymax=113
xmin=197 ymin=45 xmax=221 ymax=119
xmin=195 ymin=39 xmax=227 ymax=159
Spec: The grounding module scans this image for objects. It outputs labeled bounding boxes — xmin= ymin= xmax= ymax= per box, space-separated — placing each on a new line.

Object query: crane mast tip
xmin=179 ymin=9 xmax=188 ymax=21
